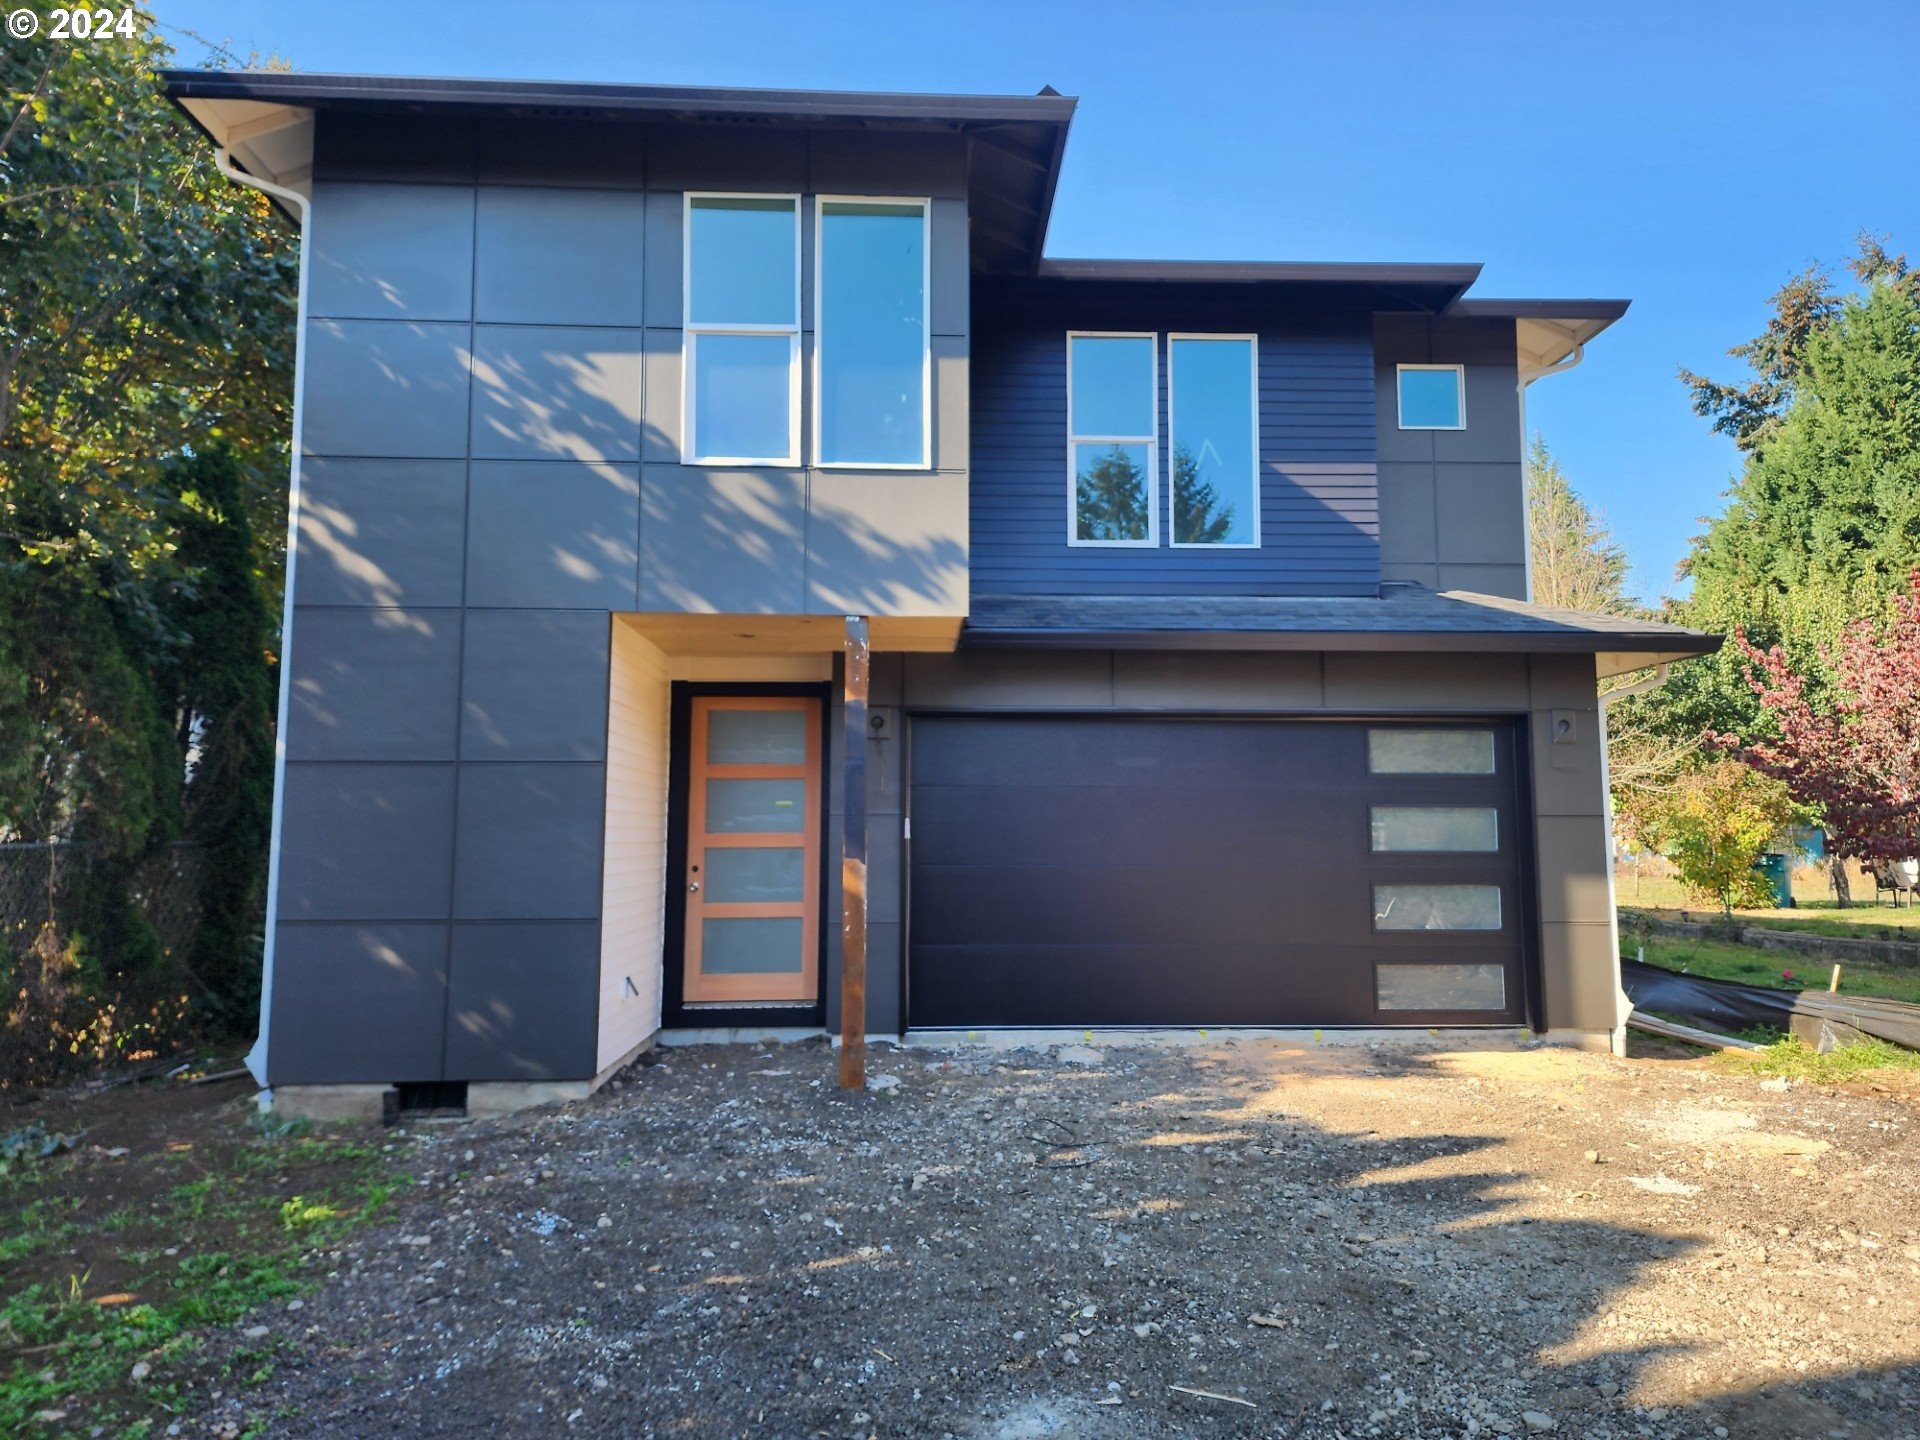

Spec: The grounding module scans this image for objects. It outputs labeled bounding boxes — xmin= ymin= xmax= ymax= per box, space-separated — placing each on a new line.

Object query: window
xmin=1370 ymin=806 xmax=1499 ymax=853
xmin=684 ymin=195 xmax=800 ymax=465
xmin=815 ymin=198 xmax=928 ymax=468
xmin=1396 ymin=364 xmax=1464 ymax=430
xmin=1169 ymin=335 xmax=1259 ymax=546
xmin=1376 ymin=963 xmax=1506 ymax=1011
xmin=1373 ymin=884 xmax=1503 ymax=931
xmin=1068 ymin=333 xmax=1157 ymax=545
xmin=1367 ymin=728 xmax=1496 ymax=775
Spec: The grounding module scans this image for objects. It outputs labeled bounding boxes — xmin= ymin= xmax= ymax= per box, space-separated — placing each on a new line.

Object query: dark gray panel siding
xmin=269 ymin=925 xmax=449 ymax=1083
xmin=460 ymin=611 xmax=611 ymax=762
xmin=293 ymin=459 xmax=468 ymax=609
xmin=277 ymin=764 xmax=457 ymax=922
xmin=452 ymin=763 xmax=607 ymax=920
xmin=1374 ymin=314 xmax=1527 ymax=599
xmin=284 ymin=607 xmax=463 ymax=762
xmin=969 ymin=280 xmax=1380 ymax=598
xmin=445 ymin=922 xmax=600 ymax=1079
xmin=271 ymin=116 xmax=971 ymax=1085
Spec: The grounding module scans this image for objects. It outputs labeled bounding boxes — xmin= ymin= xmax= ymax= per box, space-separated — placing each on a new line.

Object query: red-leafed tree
xmin=1712 ymin=570 xmax=1920 ymax=860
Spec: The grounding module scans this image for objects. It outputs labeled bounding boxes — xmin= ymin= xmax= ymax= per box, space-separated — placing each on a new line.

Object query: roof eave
xmin=959 ymin=626 xmax=1720 ymax=657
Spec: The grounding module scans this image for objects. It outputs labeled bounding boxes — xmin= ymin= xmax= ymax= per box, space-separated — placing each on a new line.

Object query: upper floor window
xmin=684 ymin=195 xmax=800 ymax=465
xmin=815 ymin=198 xmax=929 ymax=468
xmin=1168 ymin=334 xmax=1259 ymax=547
xmin=1068 ymin=332 xmax=1158 ymax=546
xmin=1396 ymin=363 xmax=1465 ymax=430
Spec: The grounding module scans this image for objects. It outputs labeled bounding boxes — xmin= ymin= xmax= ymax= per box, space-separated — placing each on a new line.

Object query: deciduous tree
xmin=1636 ymin=759 xmax=1795 ymax=919
xmin=1714 ymin=571 xmax=1920 ymax=863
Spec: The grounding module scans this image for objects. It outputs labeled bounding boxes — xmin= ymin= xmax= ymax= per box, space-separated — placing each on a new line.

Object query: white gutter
xmin=1594 ymin=658 xmax=1672 ymax=1055
xmin=1600 ymin=661 xmax=1670 ymax=706
xmin=214 ymin=149 xmax=309 ymax=1094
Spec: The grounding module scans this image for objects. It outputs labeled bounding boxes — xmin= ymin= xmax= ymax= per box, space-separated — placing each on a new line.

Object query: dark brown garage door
xmin=906 ymin=716 xmax=1529 ymax=1029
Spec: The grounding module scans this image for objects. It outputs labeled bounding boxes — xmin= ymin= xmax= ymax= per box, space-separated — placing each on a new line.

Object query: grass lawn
xmin=1715 ymin=1035 xmax=1920 ymax=1083
xmin=0 ymin=1071 xmax=410 ymax=1438
xmin=1618 ymin=870 xmax=1920 ymax=936
xmin=1634 ymin=935 xmax=1920 ymax=1006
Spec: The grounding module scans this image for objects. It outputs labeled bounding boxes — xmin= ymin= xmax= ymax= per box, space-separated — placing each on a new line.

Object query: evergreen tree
xmin=1525 ymin=436 xmax=1634 ymax=614
xmin=1075 ymin=446 xmax=1150 ymax=542
xmin=1171 ymin=442 xmax=1234 ymax=545
xmin=164 ymin=447 xmax=276 ymax=1023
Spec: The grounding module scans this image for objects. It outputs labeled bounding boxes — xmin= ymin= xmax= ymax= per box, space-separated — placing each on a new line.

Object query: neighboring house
xmin=165 ymin=71 xmax=1718 ymax=1117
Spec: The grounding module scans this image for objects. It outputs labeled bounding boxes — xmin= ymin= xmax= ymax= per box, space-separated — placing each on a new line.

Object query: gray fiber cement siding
xmin=273 ymin=113 xmax=970 ymax=1086
xmin=829 ymin=648 xmax=1614 ymax=1038
xmin=969 ymin=279 xmax=1381 ymax=598
xmin=1373 ymin=313 xmax=1529 ymax=599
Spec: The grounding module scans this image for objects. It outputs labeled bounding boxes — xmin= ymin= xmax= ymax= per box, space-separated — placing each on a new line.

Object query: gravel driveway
xmin=194 ymin=1037 xmax=1920 ymax=1439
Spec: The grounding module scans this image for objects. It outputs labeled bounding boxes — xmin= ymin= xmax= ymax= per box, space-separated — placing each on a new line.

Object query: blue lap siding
xmin=969 ymin=279 xmax=1381 ymax=598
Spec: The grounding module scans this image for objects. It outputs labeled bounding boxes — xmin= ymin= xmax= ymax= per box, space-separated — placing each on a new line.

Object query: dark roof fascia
xmin=161 ymin=68 xmax=1075 ymax=271
xmin=960 ymin=627 xmax=1720 ymax=656
xmin=158 ymin=68 xmax=1077 ymax=128
xmin=1016 ymin=259 xmax=1480 ymax=312
xmin=1038 ymin=258 xmax=1480 ymax=286
xmin=1445 ymin=298 xmax=1631 ymax=321
xmin=959 ymin=592 xmax=1723 ymax=658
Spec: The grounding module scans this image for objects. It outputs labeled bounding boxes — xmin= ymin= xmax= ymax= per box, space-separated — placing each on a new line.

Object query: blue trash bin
xmin=1754 ymin=853 xmax=1793 ymax=908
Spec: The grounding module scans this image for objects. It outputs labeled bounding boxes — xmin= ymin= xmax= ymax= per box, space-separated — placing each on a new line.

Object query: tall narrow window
xmin=684 ymin=195 xmax=800 ymax=465
xmin=1169 ymin=335 xmax=1259 ymax=546
xmin=1068 ymin=333 xmax=1157 ymax=545
xmin=815 ymin=198 xmax=928 ymax=468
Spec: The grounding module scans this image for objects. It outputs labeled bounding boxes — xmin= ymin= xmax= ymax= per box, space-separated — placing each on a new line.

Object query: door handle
xmin=688 ymin=881 xmax=700 ymax=893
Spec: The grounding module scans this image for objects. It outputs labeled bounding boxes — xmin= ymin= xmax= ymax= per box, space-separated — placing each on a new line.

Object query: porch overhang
xmin=961 ymin=589 xmax=1720 ymax=680
xmin=622 ymin=612 xmax=961 ymax=656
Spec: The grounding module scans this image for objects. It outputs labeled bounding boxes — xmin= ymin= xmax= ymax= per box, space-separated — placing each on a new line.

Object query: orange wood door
xmin=683 ymin=697 xmax=822 ymax=1004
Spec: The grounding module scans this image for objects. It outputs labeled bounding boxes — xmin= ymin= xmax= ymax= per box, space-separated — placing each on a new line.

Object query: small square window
xmin=1397 ymin=365 xmax=1465 ymax=430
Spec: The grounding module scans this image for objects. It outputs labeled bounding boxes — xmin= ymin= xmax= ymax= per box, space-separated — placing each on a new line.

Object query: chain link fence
xmin=0 ymin=841 xmax=207 ymax=971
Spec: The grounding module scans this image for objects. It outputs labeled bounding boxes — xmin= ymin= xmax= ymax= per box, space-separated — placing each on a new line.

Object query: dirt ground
xmin=177 ymin=1037 xmax=1920 ymax=1440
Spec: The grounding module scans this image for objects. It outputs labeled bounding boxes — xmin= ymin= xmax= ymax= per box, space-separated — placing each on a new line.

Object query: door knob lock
xmin=688 ymin=881 xmax=700 ymax=892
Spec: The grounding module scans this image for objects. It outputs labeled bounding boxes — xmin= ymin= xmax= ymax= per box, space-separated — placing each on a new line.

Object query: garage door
xmin=906 ymin=716 xmax=1529 ymax=1028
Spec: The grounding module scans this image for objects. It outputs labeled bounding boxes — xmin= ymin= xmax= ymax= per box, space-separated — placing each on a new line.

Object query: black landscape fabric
xmin=1622 ymin=958 xmax=1920 ymax=1052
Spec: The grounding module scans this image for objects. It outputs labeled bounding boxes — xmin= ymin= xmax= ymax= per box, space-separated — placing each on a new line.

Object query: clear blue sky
xmin=150 ymin=0 xmax=1920 ymax=604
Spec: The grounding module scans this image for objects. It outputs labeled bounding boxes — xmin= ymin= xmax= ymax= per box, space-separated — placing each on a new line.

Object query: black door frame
xmin=660 ymin=681 xmax=832 ymax=1031
xmin=900 ymin=709 xmax=1544 ymax=1032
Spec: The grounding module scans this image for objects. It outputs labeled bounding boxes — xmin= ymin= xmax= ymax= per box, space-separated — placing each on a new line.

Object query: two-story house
xmin=166 ymin=71 xmax=1717 ymax=1117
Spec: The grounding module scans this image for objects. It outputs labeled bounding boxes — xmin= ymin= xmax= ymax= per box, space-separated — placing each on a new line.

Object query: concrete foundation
xmin=265 ymin=1033 xmax=659 ymax=1123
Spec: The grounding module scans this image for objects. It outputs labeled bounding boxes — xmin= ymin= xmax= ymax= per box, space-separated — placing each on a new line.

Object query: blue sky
xmin=150 ymin=0 xmax=1920 ymax=603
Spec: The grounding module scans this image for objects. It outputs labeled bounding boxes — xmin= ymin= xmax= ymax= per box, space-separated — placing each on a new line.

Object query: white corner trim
xmin=214 ymin=150 xmax=311 ymax=1090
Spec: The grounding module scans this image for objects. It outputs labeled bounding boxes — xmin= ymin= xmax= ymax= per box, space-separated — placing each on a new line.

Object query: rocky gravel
xmin=185 ymin=1037 xmax=1920 ymax=1438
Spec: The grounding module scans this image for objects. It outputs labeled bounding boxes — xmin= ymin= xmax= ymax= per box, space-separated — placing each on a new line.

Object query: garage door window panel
xmin=1376 ymin=963 xmax=1506 ymax=1011
xmin=1373 ymin=883 xmax=1503 ymax=931
xmin=1371 ymin=806 xmax=1499 ymax=853
xmin=1368 ymin=728 xmax=1496 ymax=775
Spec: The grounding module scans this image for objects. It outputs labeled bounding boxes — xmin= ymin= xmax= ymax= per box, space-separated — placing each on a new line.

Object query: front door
xmin=682 ymin=696 xmax=822 ymax=1004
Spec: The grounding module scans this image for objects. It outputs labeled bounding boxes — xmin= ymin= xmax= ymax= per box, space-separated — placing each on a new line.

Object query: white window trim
xmin=681 ymin=192 xmax=802 ymax=468
xmin=1395 ymin=362 xmax=1467 ymax=431
xmin=1167 ymin=332 xmax=1262 ymax=549
xmin=812 ymin=195 xmax=932 ymax=471
xmin=1066 ymin=330 xmax=1159 ymax=548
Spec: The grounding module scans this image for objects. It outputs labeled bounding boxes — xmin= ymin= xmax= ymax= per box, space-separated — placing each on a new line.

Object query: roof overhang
xmin=1032 ymin=258 xmax=1482 ymax=313
xmin=168 ymin=94 xmax=314 ymax=202
xmin=962 ymin=590 xmax=1719 ymax=680
xmin=161 ymin=69 xmax=1075 ymax=269
xmin=1445 ymin=298 xmax=1631 ymax=382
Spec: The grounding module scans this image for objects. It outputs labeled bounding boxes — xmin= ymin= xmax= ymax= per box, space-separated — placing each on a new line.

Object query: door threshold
xmin=902 ymin=1026 xmax=1534 ymax=1051
xmin=658 ymin=1026 xmax=826 ymax=1047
